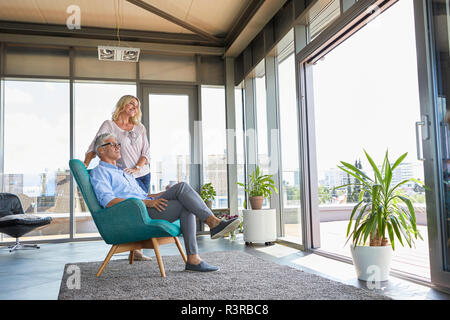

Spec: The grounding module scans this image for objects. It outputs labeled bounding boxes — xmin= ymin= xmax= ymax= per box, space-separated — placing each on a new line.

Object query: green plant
xmin=336 ymin=149 xmax=427 ymax=250
xmin=237 ymin=166 xmax=278 ymax=198
xmin=200 ymin=182 xmax=216 ymax=202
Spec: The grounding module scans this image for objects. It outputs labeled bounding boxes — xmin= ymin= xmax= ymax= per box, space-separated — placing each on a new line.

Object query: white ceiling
xmin=0 ymin=0 xmax=251 ymax=36
xmin=0 ymin=0 xmax=290 ymax=57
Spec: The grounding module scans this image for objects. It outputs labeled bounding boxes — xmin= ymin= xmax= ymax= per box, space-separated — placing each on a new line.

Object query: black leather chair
xmin=0 ymin=193 xmax=52 ymax=252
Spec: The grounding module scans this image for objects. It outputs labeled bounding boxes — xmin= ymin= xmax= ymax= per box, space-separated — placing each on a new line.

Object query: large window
xmin=254 ymin=60 xmax=270 ymax=208
xmin=311 ymin=0 xmax=428 ymax=279
xmin=1 ymin=79 xmax=70 ymax=242
xmin=278 ymin=51 xmax=302 ymax=245
xmin=201 ymin=86 xmax=228 ymax=208
xmin=235 ymin=84 xmax=246 ymax=210
xmin=74 ymin=82 xmax=136 ymax=237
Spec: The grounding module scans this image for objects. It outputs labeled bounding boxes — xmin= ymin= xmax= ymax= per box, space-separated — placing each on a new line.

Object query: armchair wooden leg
xmin=151 ymin=238 xmax=166 ymax=278
xmin=97 ymin=245 xmax=118 ymax=277
xmin=129 ymin=250 xmax=135 ymax=264
xmin=174 ymin=237 xmax=187 ymax=263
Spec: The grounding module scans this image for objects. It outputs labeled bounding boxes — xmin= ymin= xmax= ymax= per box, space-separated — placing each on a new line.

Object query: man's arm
xmin=105 ymin=197 xmax=168 ymax=212
xmin=147 ymin=191 xmax=164 ymax=198
xmin=90 ymin=167 xmax=118 ymax=209
xmin=105 ymin=198 xmax=126 ymax=208
xmin=142 ymin=198 xmax=168 ymax=212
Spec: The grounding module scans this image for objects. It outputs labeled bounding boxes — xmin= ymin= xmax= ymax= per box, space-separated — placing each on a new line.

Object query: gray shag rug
xmin=58 ymin=250 xmax=391 ymax=300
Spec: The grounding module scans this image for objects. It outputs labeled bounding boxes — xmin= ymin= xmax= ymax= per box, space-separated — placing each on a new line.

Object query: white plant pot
xmin=350 ymin=244 xmax=393 ymax=281
xmin=243 ymin=209 xmax=276 ymax=244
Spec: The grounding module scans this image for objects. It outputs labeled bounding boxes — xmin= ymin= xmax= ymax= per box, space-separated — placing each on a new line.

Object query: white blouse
xmin=86 ymin=120 xmax=151 ymax=178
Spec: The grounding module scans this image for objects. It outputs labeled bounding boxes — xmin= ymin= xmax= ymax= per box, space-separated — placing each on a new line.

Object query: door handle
xmin=416 ymin=115 xmax=429 ymax=161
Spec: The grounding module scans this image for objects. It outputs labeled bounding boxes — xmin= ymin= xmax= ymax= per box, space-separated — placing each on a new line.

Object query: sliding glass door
xmin=306 ymin=0 xmax=428 ymax=279
xmin=415 ymin=0 xmax=450 ymax=290
xmin=296 ymin=0 xmax=450 ymax=289
xmin=142 ymin=85 xmax=199 ymax=194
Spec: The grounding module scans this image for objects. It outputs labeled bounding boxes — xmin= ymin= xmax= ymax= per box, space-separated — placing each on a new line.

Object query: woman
xmin=84 ymin=95 xmax=151 ymax=192
xmin=84 ymin=95 xmax=152 ymax=261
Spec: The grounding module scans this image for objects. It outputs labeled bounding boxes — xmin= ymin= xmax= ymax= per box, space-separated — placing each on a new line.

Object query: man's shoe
xmin=210 ymin=218 xmax=241 ymax=240
xmin=185 ymin=261 xmax=219 ymax=272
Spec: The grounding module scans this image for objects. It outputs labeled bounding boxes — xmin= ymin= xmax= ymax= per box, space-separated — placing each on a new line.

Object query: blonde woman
xmin=84 ymin=95 xmax=151 ymax=192
xmin=84 ymin=95 xmax=152 ymax=261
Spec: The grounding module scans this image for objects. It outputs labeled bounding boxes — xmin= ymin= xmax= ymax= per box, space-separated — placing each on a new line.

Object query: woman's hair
xmin=94 ymin=133 xmax=116 ymax=156
xmin=112 ymin=95 xmax=142 ymax=125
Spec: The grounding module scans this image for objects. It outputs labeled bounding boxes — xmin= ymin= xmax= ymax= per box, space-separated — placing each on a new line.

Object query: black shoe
xmin=210 ymin=218 xmax=240 ymax=240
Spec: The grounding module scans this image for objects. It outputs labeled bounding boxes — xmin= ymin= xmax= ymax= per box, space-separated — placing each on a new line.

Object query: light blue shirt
xmin=90 ymin=161 xmax=152 ymax=208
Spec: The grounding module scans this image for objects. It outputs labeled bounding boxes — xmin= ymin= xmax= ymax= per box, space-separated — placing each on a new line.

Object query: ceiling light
xmin=97 ymin=46 xmax=140 ymax=62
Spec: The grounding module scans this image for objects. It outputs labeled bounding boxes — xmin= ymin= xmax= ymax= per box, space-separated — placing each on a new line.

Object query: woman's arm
xmin=123 ymin=156 xmax=148 ymax=175
xmin=83 ymin=151 xmax=97 ymax=168
xmin=124 ymin=125 xmax=150 ymax=174
xmin=84 ymin=120 xmax=112 ymax=167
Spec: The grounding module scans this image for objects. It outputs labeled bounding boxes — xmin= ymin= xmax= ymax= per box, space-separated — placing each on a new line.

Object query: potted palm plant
xmin=200 ymin=182 xmax=216 ymax=209
xmin=336 ymin=149 xmax=426 ymax=281
xmin=237 ymin=165 xmax=278 ymax=210
xmin=237 ymin=166 xmax=278 ymax=245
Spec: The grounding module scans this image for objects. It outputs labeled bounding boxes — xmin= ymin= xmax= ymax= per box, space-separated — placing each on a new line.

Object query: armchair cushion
xmin=0 ymin=214 xmax=52 ymax=228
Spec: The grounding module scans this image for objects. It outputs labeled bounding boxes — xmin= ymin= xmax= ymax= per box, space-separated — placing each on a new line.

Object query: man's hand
xmin=143 ymin=198 xmax=168 ymax=212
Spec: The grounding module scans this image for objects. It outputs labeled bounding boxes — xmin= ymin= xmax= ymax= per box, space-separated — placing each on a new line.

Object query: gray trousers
xmin=146 ymin=182 xmax=213 ymax=256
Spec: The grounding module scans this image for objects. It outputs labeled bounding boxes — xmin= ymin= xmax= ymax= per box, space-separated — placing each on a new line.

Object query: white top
xmin=86 ymin=120 xmax=151 ymax=178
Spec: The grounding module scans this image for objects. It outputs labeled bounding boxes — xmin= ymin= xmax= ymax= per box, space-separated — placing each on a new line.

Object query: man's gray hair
xmin=94 ymin=133 xmax=116 ymax=156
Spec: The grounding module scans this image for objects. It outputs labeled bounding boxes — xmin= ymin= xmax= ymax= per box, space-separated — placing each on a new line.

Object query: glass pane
xmin=149 ymin=94 xmax=190 ymax=193
xmin=312 ymin=0 xmax=429 ymax=279
xmin=1 ymin=80 xmax=70 ymax=242
xmin=201 ymin=86 xmax=228 ymax=209
xmin=254 ymin=60 xmax=270 ymax=208
xmin=74 ymin=82 xmax=136 ymax=238
xmin=235 ymin=85 xmax=246 ymax=211
xmin=278 ymin=52 xmax=302 ymax=245
xmin=431 ymin=0 xmax=450 ymax=271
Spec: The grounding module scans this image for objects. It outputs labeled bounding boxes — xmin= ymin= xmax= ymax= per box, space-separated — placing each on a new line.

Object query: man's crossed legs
xmin=146 ymin=182 xmax=240 ymax=271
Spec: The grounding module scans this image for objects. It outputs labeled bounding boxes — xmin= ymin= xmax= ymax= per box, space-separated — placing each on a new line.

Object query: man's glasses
xmin=101 ymin=142 xmax=121 ymax=148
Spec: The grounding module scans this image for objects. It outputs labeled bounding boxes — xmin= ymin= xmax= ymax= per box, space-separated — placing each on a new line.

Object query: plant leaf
xmin=387 ymin=222 xmax=395 ymax=250
xmin=391 ymin=152 xmax=408 ymax=171
xmin=390 ymin=216 xmax=405 ymax=248
xmin=340 ymin=161 xmax=373 ymax=182
xmin=347 ymin=200 xmax=364 ymax=236
xmin=364 ymin=149 xmax=383 ymax=184
xmin=396 ymin=195 xmax=417 ymax=233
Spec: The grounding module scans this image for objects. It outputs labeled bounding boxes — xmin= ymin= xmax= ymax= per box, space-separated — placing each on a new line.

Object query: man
xmin=89 ymin=133 xmax=240 ymax=272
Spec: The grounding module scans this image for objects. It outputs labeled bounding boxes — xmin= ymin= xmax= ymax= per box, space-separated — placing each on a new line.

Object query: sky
xmin=312 ymin=0 xmax=424 ymax=180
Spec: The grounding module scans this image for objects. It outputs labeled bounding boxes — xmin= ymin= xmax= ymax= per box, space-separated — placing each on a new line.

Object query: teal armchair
xmin=69 ymin=159 xmax=187 ymax=277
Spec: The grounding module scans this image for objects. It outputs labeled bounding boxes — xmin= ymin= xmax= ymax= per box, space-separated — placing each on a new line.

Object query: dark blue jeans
xmin=135 ymin=173 xmax=151 ymax=194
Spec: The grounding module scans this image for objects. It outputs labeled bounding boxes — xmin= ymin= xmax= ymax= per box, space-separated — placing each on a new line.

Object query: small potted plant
xmin=237 ymin=165 xmax=278 ymax=210
xmin=200 ymin=182 xmax=216 ymax=209
xmin=336 ymin=149 xmax=426 ymax=281
xmin=237 ymin=166 xmax=278 ymax=245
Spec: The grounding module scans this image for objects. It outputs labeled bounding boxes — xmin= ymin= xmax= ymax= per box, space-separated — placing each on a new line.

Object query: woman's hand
xmin=124 ymin=167 xmax=139 ymax=175
xmin=83 ymin=151 xmax=96 ymax=168
xmin=143 ymin=198 xmax=168 ymax=212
